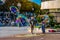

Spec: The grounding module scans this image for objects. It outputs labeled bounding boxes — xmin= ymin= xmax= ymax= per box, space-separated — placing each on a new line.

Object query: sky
xmin=29 ymin=0 xmax=41 ymax=5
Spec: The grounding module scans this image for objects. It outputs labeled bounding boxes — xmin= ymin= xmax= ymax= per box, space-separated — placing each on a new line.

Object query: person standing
xmin=41 ymin=12 xmax=50 ymax=33
xmin=41 ymin=20 xmax=46 ymax=33
xmin=30 ymin=16 xmax=36 ymax=34
xmin=40 ymin=15 xmax=45 ymax=33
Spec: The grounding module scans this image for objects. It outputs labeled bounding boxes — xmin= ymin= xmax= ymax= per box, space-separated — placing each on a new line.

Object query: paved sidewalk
xmin=0 ymin=27 xmax=58 ymax=38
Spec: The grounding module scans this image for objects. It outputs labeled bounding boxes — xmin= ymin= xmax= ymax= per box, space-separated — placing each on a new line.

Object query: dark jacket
xmin=30 ymin=19 xmax=37 ymax=25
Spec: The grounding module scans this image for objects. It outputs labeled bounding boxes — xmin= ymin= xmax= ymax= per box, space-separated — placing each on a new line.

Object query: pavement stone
xmin=0 ymin=34 xmax=60 ymax=40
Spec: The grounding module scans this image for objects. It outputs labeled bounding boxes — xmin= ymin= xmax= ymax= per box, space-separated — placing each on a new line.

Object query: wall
xmin=41 ymin=0 xmax=60 ymax=9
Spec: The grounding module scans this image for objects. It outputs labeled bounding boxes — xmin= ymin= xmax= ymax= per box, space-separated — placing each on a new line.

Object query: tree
xmin=0 ymin=0 xmax=40 ymax=14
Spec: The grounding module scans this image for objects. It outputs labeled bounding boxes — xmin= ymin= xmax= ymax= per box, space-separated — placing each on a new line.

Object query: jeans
xmin=42 ymin=24 xmax=45 ymax=33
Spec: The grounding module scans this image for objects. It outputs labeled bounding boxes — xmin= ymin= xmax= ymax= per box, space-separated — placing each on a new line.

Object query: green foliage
xmin=48 ymin=13 xmax=55 ymax=25
xmin=48 ymin=13 xmax=54 ymax=19
xmin=48 ymin=13 xmax=57 ymax=28
xmin=36 ymin=17 xmax=41 ymax=23
xmin=40 ymin=9 xmax=49 ymax=15
xmin=0 ymin=0 xmax=40 ymax=13
xmin=34 ymin=26 xmax=41 ymax=28
xmin=54 ymin=24 xmax=60 ymax=29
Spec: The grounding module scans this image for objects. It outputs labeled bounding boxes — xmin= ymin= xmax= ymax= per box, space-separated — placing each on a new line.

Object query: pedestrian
xmin=30 ymin=16 xmax=36 ymax=34
xmin=41 ymin=12 xmax=50 ymax=33
xmin=41 ymin=20 xmax=46 ymax=33
xmin=41 ymin=15 xmax=46 ymax=33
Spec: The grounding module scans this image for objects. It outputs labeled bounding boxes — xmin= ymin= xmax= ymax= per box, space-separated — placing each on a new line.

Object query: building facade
xmin=41 ymin=0 xmax=60 ymax=23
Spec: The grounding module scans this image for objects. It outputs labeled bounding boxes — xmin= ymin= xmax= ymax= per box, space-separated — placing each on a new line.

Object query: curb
xmin=14 ymin=34 xmax=45 ymax=38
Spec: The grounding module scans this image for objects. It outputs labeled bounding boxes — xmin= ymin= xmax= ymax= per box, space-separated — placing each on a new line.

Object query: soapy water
xmin=15 ymin=14 xmax=29 ymax=27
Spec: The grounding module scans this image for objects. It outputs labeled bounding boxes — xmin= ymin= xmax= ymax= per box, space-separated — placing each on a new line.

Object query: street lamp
xmin=32 ymin=7 xmax=34 ymax=16
xmin=17 ymin=2 xmax=21 ymax=10
xmin=32 ymin=7 xmax=34 ymax=11
xmin=12 ymin=3 xmax=14 ymax=6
